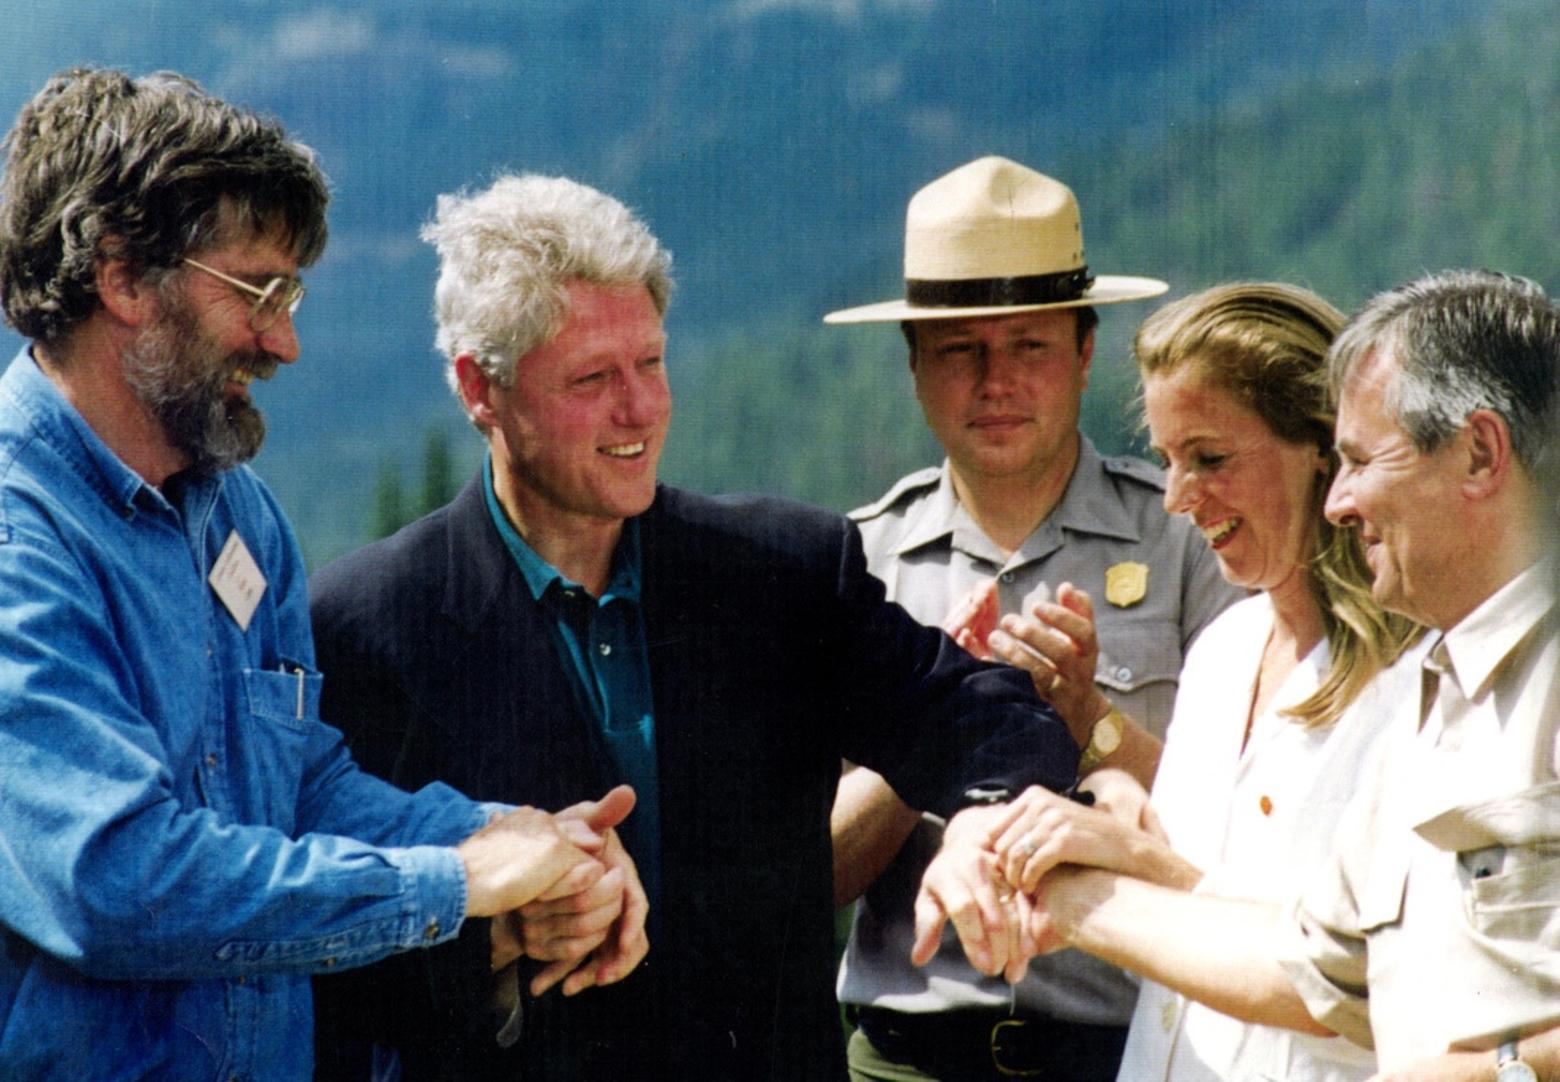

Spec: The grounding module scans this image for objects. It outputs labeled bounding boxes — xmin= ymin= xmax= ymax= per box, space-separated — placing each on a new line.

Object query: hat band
xmin=905 ymin=267 xmax=1095 ymax=309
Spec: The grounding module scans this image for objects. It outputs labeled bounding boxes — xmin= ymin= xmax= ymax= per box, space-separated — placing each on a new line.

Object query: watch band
xmin=1496 ymin=1038 xmax=1538 ymax=1082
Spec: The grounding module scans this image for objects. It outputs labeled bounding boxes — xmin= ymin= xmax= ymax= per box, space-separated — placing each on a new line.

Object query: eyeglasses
xmin=182 ymin=257 xmax=306 ymax=333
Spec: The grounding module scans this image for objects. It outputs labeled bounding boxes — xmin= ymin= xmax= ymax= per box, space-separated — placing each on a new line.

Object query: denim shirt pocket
xmin=244 ymin=660 xmax=323 ymax=728
xmin=241 ymin=662 xmax=325 ymax=833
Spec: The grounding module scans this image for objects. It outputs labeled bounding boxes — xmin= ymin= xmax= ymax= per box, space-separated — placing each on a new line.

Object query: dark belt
xmin=853 ymin=1005 xmax=1128 ymax=1081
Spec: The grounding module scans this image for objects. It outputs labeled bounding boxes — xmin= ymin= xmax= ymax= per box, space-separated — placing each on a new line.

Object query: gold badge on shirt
xmin=1104 ymin=562 xmax=1148 ymax=608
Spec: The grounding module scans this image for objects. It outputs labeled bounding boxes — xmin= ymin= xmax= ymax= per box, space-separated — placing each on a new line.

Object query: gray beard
xmin=121 ymin=297 xmax=276 ymax=476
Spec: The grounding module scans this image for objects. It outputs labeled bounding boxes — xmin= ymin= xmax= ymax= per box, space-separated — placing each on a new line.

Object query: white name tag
xmin=208 ymin=529 xmax=267 ymax=632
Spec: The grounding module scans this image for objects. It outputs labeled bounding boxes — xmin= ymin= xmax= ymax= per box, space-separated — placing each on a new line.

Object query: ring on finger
xmin=1015 ymin=836 xmax=1038 ymax=859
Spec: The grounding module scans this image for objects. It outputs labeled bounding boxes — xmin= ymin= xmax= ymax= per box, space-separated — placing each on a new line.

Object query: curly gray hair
xmin=421 ymin=173 xmax=673 ymax=403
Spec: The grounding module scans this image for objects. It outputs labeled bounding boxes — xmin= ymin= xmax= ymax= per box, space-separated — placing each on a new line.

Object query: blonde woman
xmin=979 ymin=283 xmax=1424 ymax=1082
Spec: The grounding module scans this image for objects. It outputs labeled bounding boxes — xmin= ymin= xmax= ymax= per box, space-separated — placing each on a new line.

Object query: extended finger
xmin=525 ymin=863 xmax=621 ymax=916
xmin=531 ymin=951 xmax=596 ymax=997
xmin=1055 ymin=583 xmax=1095 ymax=621
xmin=521 ymin=904 xmax=621 ymax=959
xmin=1003 ymin=890 xmax=1038 ymax=984
xmin=1018 ymin=840 xmax=1070 ymax=895
xmin=1005 ymin=820 xmax=1068 ymax=892
xmin=577 ymin=921 xmax=650 ymax=994
xmin=910 ymin=887 xmax=952 ymax=967
xmin=953 ymin=627 xmax=988 ymax=661
xmin=530 ymin=922 xmax=614 ymax=972
xmin=993 ymin=804 xmax=1048 ymax=855
xmin=532 ymin=856 xmax=606 ymax=903
xmin=986 ymin=628 xmax=1057 ymax=687
xmin=954 ymin=856 xmax=1011 ymax=977
xmin=556 ymin=785 xmax=637 ymax=834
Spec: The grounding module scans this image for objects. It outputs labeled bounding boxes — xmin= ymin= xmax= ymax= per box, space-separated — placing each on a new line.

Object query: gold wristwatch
xmin=1077 ymin=706 xmax=1124 ymax=774
xmin=1496 ymin=1039 xmax=1537 ymax=1082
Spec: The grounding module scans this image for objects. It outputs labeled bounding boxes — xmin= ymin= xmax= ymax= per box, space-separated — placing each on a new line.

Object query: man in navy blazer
xmin=309 ymin=174 xmax=1080 ymax=1081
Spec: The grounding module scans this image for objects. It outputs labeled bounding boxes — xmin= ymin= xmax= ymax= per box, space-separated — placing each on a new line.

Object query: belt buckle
xmin=990 ymin=1018 xmax=1044 ymax=1078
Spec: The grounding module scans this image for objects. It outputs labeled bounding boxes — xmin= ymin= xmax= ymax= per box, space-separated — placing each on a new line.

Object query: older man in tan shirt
xmin=979 ymin=270 xmax=1560 ymax=1081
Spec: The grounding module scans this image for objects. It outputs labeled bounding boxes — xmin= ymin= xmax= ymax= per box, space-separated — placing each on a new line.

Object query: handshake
xmin=457 ymin=785 xmax=650 ymax=997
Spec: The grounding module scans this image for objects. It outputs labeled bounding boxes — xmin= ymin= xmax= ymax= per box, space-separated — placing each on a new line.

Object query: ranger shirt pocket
xmin=1095 ymin=631 xmax=1182 ymax=737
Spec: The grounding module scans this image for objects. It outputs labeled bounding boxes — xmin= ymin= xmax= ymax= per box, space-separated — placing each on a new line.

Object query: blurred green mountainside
xmin=0 ymin=1 xmax=1553 ymax=565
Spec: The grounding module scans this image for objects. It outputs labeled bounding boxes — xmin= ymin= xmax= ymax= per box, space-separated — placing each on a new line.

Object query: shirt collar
xmin=1430 ymin=560 xmax=1555 ymax=699
xmin=482 ymin=453 xmax=642 ymax=605
xmin=889 ymin=437 xmax=1144 ymax=562
xmin=4 ymin=348 xmax=183 ymax=517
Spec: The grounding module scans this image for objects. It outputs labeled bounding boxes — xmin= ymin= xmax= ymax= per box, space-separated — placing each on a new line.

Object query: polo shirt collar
xmin=481 ymin=453 xmax=642 ymax=604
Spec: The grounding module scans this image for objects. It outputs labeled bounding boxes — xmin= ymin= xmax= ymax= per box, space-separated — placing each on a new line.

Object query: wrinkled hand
xmin=524 ymin=785 xmax=650 ymax=996
xmin=459 ymin=806 xmax=605 ymax=919
xmin=942 ymin=579 xmax=1000 ymax=660
xmin=987 ymin=583 xmax=1110 ymax=740
xmin=992 ymin=784 xmax=1145 ymax=895
xmin=911 ymin=806 xmax=1037 ymax=983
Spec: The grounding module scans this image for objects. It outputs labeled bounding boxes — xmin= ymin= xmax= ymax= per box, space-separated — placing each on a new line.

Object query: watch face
xmin=1497 ymin=1060 xmax=1539 ymax=1082
xmin=1093 ymin=712 xmax=1123 ymax=755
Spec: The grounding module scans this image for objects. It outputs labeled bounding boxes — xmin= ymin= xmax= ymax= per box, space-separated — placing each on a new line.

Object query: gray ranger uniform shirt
xmin=838 ymin=438 xmax=1242 ymax=1023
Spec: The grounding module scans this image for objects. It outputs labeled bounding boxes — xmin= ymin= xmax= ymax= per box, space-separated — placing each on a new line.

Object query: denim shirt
xmin=0 ymin=352 xmax=487 ymax=1080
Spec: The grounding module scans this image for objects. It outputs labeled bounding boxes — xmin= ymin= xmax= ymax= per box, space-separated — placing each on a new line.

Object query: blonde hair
xmin=1135 ymin=283 xmax=1422 ymax=726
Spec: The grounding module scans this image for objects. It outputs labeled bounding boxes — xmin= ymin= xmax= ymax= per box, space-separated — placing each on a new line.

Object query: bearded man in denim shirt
xmin=0 ymin=68 xmax=646 ymax=1080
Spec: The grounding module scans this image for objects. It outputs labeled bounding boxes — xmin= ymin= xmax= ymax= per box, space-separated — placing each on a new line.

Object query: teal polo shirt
xmin=482 ymin=456 xmax=662 ymax=915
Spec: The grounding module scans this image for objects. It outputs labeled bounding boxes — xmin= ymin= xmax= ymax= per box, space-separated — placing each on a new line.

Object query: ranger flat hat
xmin=824 ymin=155 xmax=1167 ymax=323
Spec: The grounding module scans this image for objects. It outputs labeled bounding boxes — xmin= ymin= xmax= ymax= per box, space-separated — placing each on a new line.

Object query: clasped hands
xmin=911 ymin=771 xmax=1157 ymax=980
xmin=458 ymin=784 xmax=649 ymax=998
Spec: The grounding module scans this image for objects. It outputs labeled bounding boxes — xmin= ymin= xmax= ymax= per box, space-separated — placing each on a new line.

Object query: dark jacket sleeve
xmin=821 ymin=512 xmax=1079 ymax=815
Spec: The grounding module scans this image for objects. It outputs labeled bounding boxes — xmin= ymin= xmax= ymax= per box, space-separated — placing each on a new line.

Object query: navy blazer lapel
xmin=437 ymin=470 xmax=619 ymax=804
xmin=439 ymin=473 xmax=518 ymax=635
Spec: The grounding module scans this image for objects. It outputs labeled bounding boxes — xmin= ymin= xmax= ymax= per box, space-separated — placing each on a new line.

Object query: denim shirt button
xmin=423 ymin=918 xmax=440 ymax=940
xmin=205 ymin=753 xmax=218 ymax=769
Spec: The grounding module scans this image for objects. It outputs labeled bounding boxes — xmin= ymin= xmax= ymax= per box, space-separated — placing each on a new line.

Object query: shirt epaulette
xmin=1101 ymin=453 xmax=1166 ymax=491
xmin=849 ymin=466 xmax=942 ymax=522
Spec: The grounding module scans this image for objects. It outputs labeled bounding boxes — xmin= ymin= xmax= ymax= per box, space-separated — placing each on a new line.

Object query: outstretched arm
xmin=1365 ymin=1025 xmax=1560 ymax=1081
xmin=831 ymin=764 xmax=922 ymax=907
xmin=1038 ymin=865 xmax=1329 ymax=1035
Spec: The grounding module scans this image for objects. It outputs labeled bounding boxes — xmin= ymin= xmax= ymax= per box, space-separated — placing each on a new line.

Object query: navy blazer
xmin=310 ymin=477 xmax=1076 ymax=1081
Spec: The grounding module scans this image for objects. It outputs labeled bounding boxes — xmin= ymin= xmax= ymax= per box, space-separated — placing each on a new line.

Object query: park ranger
xmin=824 ymin=156 xmax=1241 ymax=1082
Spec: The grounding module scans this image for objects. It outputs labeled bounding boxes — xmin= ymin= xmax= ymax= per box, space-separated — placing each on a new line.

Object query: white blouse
xmin=1116 ymin=593 xmax=1407 ymax=1082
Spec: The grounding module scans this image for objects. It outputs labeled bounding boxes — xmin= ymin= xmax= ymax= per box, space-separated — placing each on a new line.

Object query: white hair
xmin=421 ymin=173 xmax=672 ymax=400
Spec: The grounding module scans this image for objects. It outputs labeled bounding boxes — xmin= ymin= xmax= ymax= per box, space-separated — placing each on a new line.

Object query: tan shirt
xmin=1280 ymin=563 xmax=1560 ymax=1070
